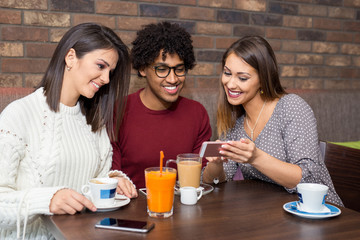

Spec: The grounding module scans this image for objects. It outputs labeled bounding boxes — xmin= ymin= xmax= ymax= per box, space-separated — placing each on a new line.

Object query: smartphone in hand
xmin=199 ymin=141 xmax=227 ymax=158
xmin=95 ymin=218 xmax=155 ymax=233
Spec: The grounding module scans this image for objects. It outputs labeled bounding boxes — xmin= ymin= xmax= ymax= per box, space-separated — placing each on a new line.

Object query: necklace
xmin=245 ymin=100 xmax=266 ymax=140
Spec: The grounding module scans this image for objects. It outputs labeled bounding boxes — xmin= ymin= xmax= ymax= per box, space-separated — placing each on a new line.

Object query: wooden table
xmin=44 ymin=180 xmax=360 ymax=240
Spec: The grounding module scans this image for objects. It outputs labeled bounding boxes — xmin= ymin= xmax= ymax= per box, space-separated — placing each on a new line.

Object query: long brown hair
xmin=217 ymin=35 xmax=286 ymax=138
xmin=38 ymin=22 xmax=131 ymax=141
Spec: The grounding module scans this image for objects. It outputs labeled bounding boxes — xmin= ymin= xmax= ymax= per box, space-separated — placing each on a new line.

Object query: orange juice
xmin=178 ymin=160 xmax=202 ymax=188
xmin=145 ymin=167 xmax=177 ymax=217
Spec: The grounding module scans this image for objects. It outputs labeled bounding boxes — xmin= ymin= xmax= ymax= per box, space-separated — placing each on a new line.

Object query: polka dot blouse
xmin=222 ymin=94 xmax=343 ymax=206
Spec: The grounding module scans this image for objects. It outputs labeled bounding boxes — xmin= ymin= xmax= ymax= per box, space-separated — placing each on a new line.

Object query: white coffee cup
xmin=297 ymin=183 xmax=329 ymax=213
xmin=81 ymin=178 xmax=118 ymax=207
xmin=180 ymin=187 xmax=203 ymax=205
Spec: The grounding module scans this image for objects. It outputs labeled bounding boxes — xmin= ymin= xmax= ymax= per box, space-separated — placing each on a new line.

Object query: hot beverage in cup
xmin=166 ymin=153 xmax=202 ymax=188
xmin=90 ymin=179 xmax=106 ymax=184
xmin=178 ymin=160 xmax=202 ymax=188
xmin=297 ymin=183 xmax=329 ymax=213
xmin=145 ymin=167 xmax=177 ymax=218
xmin=81 ymin=178 xmax=118 ymax=207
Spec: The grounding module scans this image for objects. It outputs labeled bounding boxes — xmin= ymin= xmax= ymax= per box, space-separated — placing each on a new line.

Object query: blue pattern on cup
xmin=100 ymin=188 xmax=116 ymax=199
xmin=297 ymin=193 xmax=303 ymax=203
xmin=322 ymin=194 xmax=327 ymax=204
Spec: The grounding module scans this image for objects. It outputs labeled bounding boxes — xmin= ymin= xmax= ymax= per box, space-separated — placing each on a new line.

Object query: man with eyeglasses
xmin=111 ymin=21 xmax=212 ymax=189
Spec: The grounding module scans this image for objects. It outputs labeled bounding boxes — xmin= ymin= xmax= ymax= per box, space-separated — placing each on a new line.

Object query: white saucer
xmin=283 ymin=201 xmax=341 ymax=219
xmin=95 ymin=195 xmax=130 ymax=212
xmin=138 ymin=183 xmax=214 ymax=197
xmin=175 ymin=183 xmax=214 ymax=196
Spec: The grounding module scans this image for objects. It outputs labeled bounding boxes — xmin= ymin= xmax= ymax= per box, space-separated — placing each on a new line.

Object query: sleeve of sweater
xmin=281 ymin=95 xmax=323 ymax=190
xmin=0 ymin=102 xmax=64 ymax=230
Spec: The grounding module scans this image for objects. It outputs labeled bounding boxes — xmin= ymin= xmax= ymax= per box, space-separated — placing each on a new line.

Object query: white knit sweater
xmin=0 ymin=88 xmax=126 ymax=239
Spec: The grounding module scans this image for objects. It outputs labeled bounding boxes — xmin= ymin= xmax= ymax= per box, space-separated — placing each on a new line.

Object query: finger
xmin=117 ymin=178 xmax=133 ymax=198
xmin=219 ymin=149 xmax=246 ymax=162
xmin=123 ymin=181 xmax=134 ymax=198
xmin=131 ymin=187 xmax=138 ymax=198
xmin=51 ymin=206 xmax=67 ymax=215
xmin=61 ymin=204 xmax=78 ymax=215
xmin=224 ymin=141 xmax=246 ymax=152
xmin=218 ymin=148 xmax=233 ymax=158
xmin=223 ymin=141 xmax=252 ymax=156
xmin=228 ymin=141 xmax=256 ymax=160
xmin=66 ymin=198 xmax=86 ymax=212
xmin=120 ymin=185 xmax=130 ymax=198
xmin=220 ymin=142 xmax=237 ymax=153
xmin=116 ymin=186 xmax=124 ymax=195
xmin=129 ymin=182 xmax=138 ymax=198
xmin=53 ymin=199 xmax=78 ymax=215
xmin=55 ymin=209 xmax=67 ymax=214
xmin=114 ymin=177 xmax=125 ymax=194
xmin=206 ymin=157 xmax=222 ymax=162
xmin=240 ymin=138 xmax=249 ymax=143
xmin=220 ymin=157 xmax=229 ymax=162
xmin=71 ymin=192 xmax=96 ymax=212
xmin=124 ymin=180 xmax=137 ymax=198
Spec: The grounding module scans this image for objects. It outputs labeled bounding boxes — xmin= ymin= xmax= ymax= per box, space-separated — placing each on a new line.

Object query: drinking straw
xmin=160 ymin=150 xmax=164 ymax=176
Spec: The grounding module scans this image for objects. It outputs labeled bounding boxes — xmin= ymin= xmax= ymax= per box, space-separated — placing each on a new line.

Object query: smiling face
xmin=139 ymin=50 xmax=186 ymax=110
xmin=222 ymin=52 xmax=261 ymax=107
xmin=61 ymin=48 xmax=119 ymax=106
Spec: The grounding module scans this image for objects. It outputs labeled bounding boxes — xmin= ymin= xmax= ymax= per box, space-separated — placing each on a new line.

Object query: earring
xmin=66 ymin=66 xmax=71 ymax=71
xmin=260 ymin=89 xmax=264 ymax=94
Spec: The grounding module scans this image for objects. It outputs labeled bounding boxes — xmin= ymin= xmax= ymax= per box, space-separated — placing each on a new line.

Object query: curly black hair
xmin=131 ymin=21 xmax=195 ymax=77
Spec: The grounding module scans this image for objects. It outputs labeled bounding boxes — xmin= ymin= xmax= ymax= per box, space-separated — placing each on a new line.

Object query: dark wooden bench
xmin=322 ymin=141 xmax=360 ymax=212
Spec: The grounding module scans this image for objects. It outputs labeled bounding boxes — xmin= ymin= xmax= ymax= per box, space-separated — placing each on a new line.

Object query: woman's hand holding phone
xmin=200 ymin=141 xmax=228 ymax=162
xmin=201 ymin=141 xmax=228 ymax=184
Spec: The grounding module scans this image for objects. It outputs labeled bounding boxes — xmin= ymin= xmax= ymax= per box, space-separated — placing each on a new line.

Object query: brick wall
xmin=1 ymin=0 xmax=360 ymax=91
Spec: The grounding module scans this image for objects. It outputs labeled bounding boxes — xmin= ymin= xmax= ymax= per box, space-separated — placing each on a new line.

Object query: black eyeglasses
xmin=152 ymin=64 xmax=187 ymax=78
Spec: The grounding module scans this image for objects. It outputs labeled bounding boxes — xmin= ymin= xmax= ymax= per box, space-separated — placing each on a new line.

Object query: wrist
xmin=203 ymin=161 xmax=226 ymax=184
xmin=108 ymin=170 xmax=136 ymax=189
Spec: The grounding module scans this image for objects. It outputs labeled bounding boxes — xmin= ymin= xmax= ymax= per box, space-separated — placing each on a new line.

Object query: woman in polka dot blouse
xmin=202 ymin=36 xmax=342 ymax=206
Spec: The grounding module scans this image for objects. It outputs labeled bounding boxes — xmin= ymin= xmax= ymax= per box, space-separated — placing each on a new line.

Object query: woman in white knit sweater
xmin=0 ymin=23 xmax=137 ymax=239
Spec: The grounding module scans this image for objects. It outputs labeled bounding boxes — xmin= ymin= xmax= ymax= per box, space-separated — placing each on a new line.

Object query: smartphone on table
xmin=199 ymin=141 xmax=228 ymax=158
xmin=95 ymin=218 xmax=155 ymax=233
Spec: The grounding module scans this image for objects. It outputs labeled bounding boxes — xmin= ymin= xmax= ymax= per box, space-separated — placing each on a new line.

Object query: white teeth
xmin=164 ymin=86 xmax=176 ymax=90
xmin=92 ymin=81 xmax=100 ymax=89
xmin=229 ymin=90 xmax=241 ymax=95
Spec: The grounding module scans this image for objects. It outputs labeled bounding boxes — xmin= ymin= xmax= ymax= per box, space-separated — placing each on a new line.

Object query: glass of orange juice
xmin=145 ymin=167 xmax=177 ymax=218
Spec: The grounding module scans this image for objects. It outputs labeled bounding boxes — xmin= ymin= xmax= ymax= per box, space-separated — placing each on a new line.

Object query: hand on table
xmin=113 ymin=177 xmax=138 ymax=199
xmin=50 ymin=188 xmax=96 ymax=214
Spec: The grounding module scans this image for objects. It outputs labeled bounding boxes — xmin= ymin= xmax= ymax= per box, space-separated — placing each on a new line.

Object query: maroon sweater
xmin=111 ymin=89 xmax=212 ymax=188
